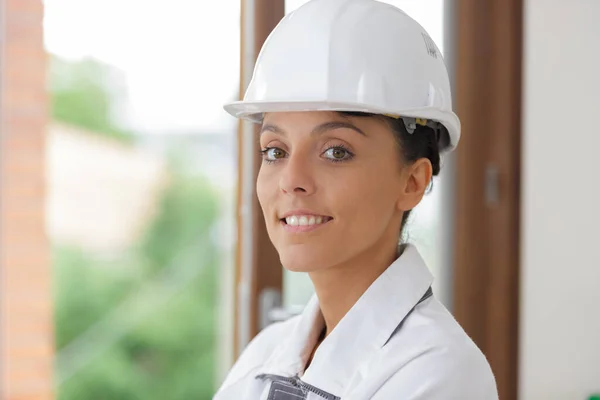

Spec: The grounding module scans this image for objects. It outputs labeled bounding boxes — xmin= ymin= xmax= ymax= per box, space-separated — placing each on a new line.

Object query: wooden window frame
xmin=453 ymin=1 xmax=522 ymax=399
xmin=234 ymin=0 xmax=285 ymax=359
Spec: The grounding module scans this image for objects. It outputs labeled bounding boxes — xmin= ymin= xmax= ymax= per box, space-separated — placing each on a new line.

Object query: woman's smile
xmin=279 ymin=212 xmax=334 ymax=233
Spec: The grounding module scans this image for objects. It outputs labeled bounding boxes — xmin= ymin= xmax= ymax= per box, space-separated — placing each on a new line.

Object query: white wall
xmin=520 ymin=1 xmax=600 ymax=399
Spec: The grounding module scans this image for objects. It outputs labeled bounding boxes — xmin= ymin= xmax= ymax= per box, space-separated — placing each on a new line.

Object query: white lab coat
xmin=214 ymin=245 xmax=498 ymax=399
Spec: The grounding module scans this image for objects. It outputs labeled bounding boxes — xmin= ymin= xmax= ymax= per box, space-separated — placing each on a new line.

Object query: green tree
xmin=50 ymin=55 xmax=134 ymax=143
xmin=54 ymin=173 xmax=221 ymax=400
xmin=51 ymin=54 xmax=222 ymax=399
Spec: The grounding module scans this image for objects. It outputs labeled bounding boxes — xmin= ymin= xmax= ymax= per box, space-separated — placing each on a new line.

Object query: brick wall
xmin=1 ymin=0 xmax=53 ymax=399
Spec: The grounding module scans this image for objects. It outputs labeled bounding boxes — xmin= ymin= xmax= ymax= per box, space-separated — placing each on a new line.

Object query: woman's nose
xmin=278 ymin=152 xmax=316 ymax=195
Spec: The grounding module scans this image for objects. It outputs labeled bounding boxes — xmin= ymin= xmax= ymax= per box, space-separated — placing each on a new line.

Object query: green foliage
xmin=54 ymin=172 xmax=221 ymax=400
xmin=53 ymin=248 xmax=139 ymax=351
xmin=139 ymin=173 xmax=220 ymax=275
xmin=50 ymin=52 xmax=223 ymax=399
xmin=50 ymin=56 xmax=134 ymax=143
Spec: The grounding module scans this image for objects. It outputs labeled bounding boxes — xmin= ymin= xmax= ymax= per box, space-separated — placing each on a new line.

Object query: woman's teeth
xmin=285 ymin=215 xmax=329 ymax=226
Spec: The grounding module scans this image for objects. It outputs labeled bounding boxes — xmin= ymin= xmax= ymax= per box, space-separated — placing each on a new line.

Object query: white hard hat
xmin=224 ymin=0 xmax=460 ymax=151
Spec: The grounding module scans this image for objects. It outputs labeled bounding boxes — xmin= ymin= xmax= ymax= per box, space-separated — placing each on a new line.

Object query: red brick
xmin=0 ymin=194 xmax=45 ymax=213
xmin=4 ymin=39 xmax=45 ymax=62
xmin=4 ymin=153 xmax=45 ymax=174
xmin=5 ymin=334 xmax=53 ymax=359
xmin=6 ymin=20 xmax=44 ymax=46
xmin=6 ymin=395 xmax=55 ymax=400
xmin=0 ymin=252 xmax=50 ymax=270
xmin=4 ymin=369 xmax=53 ymax=397
xmin=1 ymin=316 xmax=53 ymax=337
xmin=6 ymin=0 xmax=44 ymax=17
xmin=3 ymin=132 xmax=46 ymax=151
xmin=1 ymin=181 xmax=45 ymax=200
xmin=1 ymin=0 xmax=52 ymax=397
xmin=4 ymin=89 xmax=48 ymax=112
xmin=4 ymin=61 xmax=47 ymax=84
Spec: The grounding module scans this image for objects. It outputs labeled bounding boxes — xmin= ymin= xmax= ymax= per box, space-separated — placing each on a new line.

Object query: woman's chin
xmin=279 ymin=248 xmax=329 ymax=273
xmin=281 ymin=257 xmax=314 ymax=272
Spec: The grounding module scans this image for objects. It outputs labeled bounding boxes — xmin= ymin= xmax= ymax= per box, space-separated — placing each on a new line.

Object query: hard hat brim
xmin=224 ymin=100 xmax=460 ymax=152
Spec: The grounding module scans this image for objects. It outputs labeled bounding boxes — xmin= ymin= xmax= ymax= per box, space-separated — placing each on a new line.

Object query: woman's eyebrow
xmin=260 ymin=123 xmax=286 ymax=136
xmin=260 ymin=121 xmax=367 ymax=137
xmin=311 ymin=121 xmax=367 ymax=137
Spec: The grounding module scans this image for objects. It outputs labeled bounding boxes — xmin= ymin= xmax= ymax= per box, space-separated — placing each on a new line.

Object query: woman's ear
xmin=396 ymin=158 xmax=433 ymax=211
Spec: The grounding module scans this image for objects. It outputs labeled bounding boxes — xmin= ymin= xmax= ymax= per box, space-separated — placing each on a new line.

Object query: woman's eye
xmin=261 ymin=147 xmax=287 ymax=162
xmin=323 ymin=146 xmax=353 ymax=161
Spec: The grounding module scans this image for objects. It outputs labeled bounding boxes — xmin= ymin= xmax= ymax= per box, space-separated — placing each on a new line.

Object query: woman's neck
xmin=308 ymin=239 xmax=400 ymax=337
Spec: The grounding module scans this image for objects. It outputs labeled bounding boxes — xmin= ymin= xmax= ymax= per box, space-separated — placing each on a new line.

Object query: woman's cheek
xmin=256 ymin=170 xmax=273 ymax=218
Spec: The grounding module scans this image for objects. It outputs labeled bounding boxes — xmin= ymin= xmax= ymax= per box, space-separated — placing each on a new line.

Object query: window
xmin=45 ymin=1 xmax=240 ymax=397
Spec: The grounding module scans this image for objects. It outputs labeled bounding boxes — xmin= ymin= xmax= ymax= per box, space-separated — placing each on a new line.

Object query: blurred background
xmin=0 ymin=0 xmax=598 ymax=399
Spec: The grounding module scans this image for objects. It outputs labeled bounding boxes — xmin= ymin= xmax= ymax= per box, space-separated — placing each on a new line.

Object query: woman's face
xmin=256 ymin=111 xmax=426 ymax=272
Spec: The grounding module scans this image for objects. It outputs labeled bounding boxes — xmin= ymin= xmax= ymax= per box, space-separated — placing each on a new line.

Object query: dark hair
xmin=338 ymin=112 xmax=443 ymax=239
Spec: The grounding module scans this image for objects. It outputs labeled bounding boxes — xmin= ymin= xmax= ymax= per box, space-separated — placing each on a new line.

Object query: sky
xmin=43 ymin=0 xmax=444 ymax=135
xmin=43 ymin=0 xmax=242 ymax=134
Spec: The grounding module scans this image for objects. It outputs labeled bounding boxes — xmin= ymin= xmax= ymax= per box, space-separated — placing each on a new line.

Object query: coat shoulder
xmin=369 ymin=297 xmax=498 ymax=399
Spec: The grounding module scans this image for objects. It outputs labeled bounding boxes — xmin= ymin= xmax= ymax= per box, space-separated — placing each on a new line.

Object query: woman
xmin=215 ymin=0 xmax=498 ymax=398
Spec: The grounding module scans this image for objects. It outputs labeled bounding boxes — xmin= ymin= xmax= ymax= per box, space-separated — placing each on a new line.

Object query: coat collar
xmin=256 ymin=245 xmax=434 ymax=396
